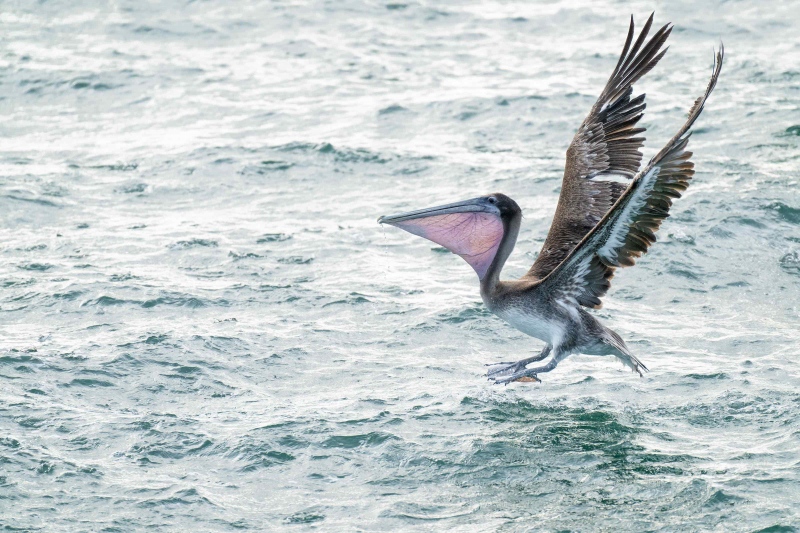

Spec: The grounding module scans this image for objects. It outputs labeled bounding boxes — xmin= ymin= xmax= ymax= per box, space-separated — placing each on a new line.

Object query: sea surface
xmin=1 ymin=1 xmax=799 ymax=531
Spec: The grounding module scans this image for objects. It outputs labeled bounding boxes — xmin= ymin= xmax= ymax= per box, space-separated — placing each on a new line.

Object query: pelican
xmin=378 ymin=15 xmax=724 ymax=384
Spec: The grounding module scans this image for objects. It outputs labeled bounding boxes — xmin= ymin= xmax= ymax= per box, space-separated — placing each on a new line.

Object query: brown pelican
xmin=378 ymin=14 xmax=724 ymax=384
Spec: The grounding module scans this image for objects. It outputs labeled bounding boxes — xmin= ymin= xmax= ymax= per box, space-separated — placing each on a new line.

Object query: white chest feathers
xmin=494 ymin=306 xmax=563 ymax=345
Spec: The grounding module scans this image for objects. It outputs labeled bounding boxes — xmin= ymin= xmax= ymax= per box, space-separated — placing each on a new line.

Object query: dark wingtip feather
xmin=599 ymin=15 xmax=672 ymax=109
xmin=678 ymin=46 xmax=724 ymax=140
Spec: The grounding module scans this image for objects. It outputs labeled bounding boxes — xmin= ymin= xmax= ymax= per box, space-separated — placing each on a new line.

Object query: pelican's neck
xmin=480 ymin=211 xmax=520 ymax=300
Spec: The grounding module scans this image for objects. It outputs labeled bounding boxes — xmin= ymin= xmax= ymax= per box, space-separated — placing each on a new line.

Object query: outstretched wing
xmin=527 ymin=14 xmax=672 ymax=280
xmin=533 ymin=46 xmax=723 ymax=309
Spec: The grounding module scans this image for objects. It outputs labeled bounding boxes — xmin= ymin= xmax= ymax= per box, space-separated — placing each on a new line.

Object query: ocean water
xmin=1 ymin=0 xmax=799 ymax=530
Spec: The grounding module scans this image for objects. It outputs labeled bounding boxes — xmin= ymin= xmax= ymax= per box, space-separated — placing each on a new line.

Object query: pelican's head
xmin=378 ymin=193 xmax=520 ymax=280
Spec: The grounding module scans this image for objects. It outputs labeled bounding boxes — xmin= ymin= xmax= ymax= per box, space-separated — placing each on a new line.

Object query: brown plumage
xmin=527 ymin=14 xmax=672 ymax=279
xmin=536 ymin=45 xmax=724 ymax=311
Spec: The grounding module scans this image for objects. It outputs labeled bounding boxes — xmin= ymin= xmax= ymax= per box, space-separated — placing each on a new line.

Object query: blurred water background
xmin=1 ymin=0 xmax=799 ymax=530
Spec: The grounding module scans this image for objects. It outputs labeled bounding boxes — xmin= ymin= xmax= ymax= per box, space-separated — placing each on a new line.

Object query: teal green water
xmin=1 ymin=1 xmax=799 ymax=531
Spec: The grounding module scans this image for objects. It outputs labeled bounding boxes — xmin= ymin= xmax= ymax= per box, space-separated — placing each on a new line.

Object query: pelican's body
xmin=379 ymin=15 xmax=724 ymax=384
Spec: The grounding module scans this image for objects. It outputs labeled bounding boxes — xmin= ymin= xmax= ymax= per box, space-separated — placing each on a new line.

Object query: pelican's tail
xmin=603 ymin=327 xmax=648 ymax=376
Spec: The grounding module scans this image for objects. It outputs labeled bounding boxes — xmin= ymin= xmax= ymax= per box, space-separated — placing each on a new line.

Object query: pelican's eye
xmin=487 ymin=196 xmax=497 ymax=204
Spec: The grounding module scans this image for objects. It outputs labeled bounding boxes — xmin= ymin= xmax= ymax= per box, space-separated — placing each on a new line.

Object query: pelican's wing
xmin=526 ymin=14 xmax=672 ymax=279
xmin=532 ymin=47 xmax=723 ymax=309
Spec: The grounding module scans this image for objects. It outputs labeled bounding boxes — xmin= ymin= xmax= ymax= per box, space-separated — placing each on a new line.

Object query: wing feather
xmin=527 ymin=14 xmax=672 ymax=280
xmin=532 ymin=46 xmax=724 ymax=309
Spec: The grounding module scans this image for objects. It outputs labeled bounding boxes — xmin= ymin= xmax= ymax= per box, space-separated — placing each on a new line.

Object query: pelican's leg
xmin=492 ymin=350 xmax=567 ymax=385
xmin=486 ymin=345 xmax=552 ymax=378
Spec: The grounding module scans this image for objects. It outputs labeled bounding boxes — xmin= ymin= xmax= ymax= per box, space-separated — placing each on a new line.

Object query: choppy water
xmin=1 ymin=1 xmax=799 ymax=530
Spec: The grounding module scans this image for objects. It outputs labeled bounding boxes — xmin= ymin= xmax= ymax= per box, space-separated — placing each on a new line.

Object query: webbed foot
xmin=492 ymin=369 xmax=542 ymax=385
